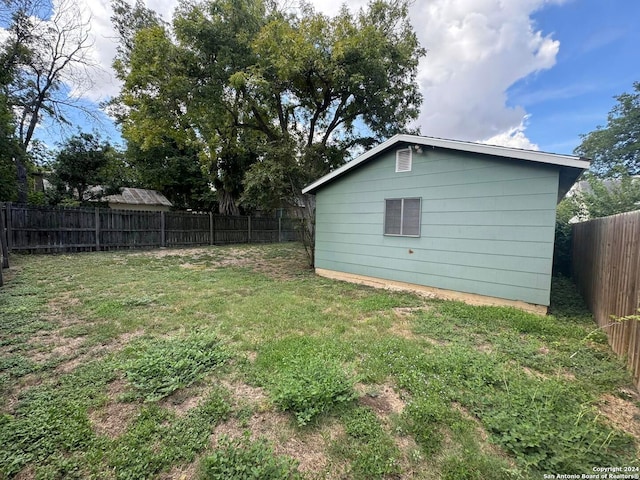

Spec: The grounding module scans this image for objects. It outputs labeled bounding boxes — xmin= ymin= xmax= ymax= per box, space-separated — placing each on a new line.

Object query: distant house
xmin=302 ymin=135 xmax=589 ymax=313
xmin=101 ymin=187 xmax=173 ymax=212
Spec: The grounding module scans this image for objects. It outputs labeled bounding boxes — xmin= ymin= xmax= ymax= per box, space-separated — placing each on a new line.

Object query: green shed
xmin=302 ymin=135 xmax=589 ymax=313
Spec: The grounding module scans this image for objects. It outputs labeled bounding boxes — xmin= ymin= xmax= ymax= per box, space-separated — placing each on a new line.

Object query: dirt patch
xmin=520 ymin=365 xmax=575 ymax=382
xmin=136 ymin=247 xmax=214 ymax=259
xmin=599 ymin=393 xmax=640 ymax=441
xmin=213 ymin=413 xmax=344 ymax=475
xmin=55 ymin=329 xmax=145 ymax=375
xmin=387 ymin=319 xmax=417 ymax=340
xmin=210 ymin=378 xmax=343 ymax=475
xmin=89 ymin=379 xmax=138 ymax=438
xmin=157 ymin=460 xmax=200 ymax=480
xmin=393 ymin=306 xmax=432 ymax=317
xmin=475 ymin=342 xmax=494 ymax=354
xmin=44 ymin=293 xmax=84 ymax=326
xmin=14 ymin=466 xmax=35 ymax=480
xmin=29 ymin=333 xmax=87 ymax=364
xmin=220 ymin=379 xmax=270 ymax=408
xmin=134 ymin=245 xmax=309 ymax=280
xmin=521 ymin=366 xmax=548 ymax=380
xmin=161 ymin=385 xmax=214 ymax=417
xmin=356 ymin=383 xmax=406 ymax=416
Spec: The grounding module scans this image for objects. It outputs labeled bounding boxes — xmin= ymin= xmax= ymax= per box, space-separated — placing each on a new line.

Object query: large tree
xmin=111 ymin=0 xmax=425 ymax=262
xmin=238 ymin=1 xmax=425 ymax=264
xmin=111 ymin=0 xmax=267 ymax=214
xmin=47 ymin=132 xmax=125 ymax=204
xmin=1 ymin=0 xmax=97 ymax=203
xmin=575 ymin=81 xmax=640 ymax=177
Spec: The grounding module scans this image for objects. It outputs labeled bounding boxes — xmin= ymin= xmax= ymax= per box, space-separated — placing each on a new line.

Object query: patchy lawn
xmin=0 ymin=243 xmax=638 ymax=479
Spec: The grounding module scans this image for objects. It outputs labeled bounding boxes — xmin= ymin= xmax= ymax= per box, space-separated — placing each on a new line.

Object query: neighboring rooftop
xmin=104 ymin=187 xmax=172 ymax=207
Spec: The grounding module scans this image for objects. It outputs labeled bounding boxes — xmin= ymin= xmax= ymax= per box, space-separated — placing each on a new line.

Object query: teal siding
xmin=314 ymin=147 xmax=560 ymax=306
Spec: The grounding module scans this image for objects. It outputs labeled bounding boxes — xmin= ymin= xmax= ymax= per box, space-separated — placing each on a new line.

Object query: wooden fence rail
xmin=0 ymin=203 xmax=300 ymax=254
xmin=572 ymin=210 xmax=640 ymax=390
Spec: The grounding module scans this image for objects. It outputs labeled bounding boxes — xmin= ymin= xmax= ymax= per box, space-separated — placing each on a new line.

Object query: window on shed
xmin=396 ymin=148 xmax=412 ymax=172
xmin=384 ymin=198 xmax=421 ymax=236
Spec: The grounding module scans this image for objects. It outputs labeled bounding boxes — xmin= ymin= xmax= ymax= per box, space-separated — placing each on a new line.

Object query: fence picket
xmin=0 ymin=203 xmax=300 ymax=254
xmin=573 ymin=210 xmax=640 ymax=390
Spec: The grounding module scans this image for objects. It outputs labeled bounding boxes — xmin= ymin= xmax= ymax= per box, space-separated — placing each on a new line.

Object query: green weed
xmin=338 ymin=406 xmax=400 ymax=479
xmin=121 ymin=332 xmax=230 ymax=402
xmin=199 ymin=434 xmax=303 ymax=480
xmin=255 ymin=337 xmax=357 ymax=426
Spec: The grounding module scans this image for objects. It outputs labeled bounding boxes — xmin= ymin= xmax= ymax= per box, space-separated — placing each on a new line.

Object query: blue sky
xmin=512 ymin=0 xmax=640 ymax=153
xmin=5 ymin=0 xmax=640 ymax=157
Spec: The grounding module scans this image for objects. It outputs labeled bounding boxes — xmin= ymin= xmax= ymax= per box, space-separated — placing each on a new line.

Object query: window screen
xmin=384 ymin=198 xmax=421 ymax=236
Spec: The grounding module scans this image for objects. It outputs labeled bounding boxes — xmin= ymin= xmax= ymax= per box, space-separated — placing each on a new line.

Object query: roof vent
xmin=396 ymin=148 xmax=412 ymax=172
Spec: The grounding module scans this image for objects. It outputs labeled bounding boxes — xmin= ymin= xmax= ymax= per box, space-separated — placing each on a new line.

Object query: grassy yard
xmin=0 ymin=243 xmax=638 ymax=479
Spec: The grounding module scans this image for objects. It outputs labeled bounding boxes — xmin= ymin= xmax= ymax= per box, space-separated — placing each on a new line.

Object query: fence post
xmin=247 ymin=215 xmax=251 ymax=243
xmin=209 ymin=212 xmax=214 ymax=245
xmin=278 ymin=217 xmax=282 ymax=243
xmin=160 ymin=211 xmax=166 ymax=248
xmin=5 ymin=202 xmax=12 ymax=252
xmin=0 ymin=204 xmax=9 ymax=267
xmin=95 ymin=208 xmax=100 ymax=251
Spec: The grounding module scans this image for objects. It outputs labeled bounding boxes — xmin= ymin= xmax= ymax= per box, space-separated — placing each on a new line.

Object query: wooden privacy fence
xmin=0 ymin=203 xmax=300 ymax=254
xmin=572 ymin=210 xmax=640 ymax=390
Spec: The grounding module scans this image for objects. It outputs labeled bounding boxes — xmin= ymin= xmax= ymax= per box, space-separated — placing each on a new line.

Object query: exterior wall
xmin=314 ymin=146 xmax=560 ymax=306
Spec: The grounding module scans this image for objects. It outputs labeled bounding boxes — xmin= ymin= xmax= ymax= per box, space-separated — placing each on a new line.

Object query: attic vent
xmin=396 ymin=148 xmax=412 ymax=172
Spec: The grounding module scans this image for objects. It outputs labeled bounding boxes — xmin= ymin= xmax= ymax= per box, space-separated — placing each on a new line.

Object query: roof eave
xmin=302 ymin=134 xmax=590 ymax=194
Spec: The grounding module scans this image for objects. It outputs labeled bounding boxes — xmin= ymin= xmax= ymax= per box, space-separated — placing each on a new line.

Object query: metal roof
xmin=104 ymin=187 xmax=173 ymax=207
xmin=302 ymin=134 xmax=590 ymax=195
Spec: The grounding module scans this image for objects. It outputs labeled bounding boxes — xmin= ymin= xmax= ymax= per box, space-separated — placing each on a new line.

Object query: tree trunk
xmin=300 ymin=193 xmax=316 ymax=268
xmin=218 ymin=188 xmax=240 ymax=216
xmin=15 ymin=157 xmax=27 ymax=204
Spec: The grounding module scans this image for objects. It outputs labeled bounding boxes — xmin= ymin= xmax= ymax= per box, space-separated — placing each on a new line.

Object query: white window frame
xmin=395 ymin=148 xmax=412 ymax=172
xmin=384 ymin=197 xmax=422 ymax=237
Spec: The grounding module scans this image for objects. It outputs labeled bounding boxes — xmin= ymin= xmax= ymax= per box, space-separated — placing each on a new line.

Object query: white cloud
xmin=408 ymin=0 xmax=565 ymax=147
xmin=481 ymin=116 xmax=539 ymax=150
xmin=11 ymin=0 xmax=565 ymax=149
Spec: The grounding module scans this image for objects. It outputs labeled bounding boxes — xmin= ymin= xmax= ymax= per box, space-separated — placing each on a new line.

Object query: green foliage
xmin=104 ymin=390 xmax=231 ymax=479
xmin=469 ymin=375 xmax=635 ymax=473
xmin=573 ymin=173 xmax=640 ymax=220
xmin=438 ymin=418 xmax=519 ymax=480
xmin=0 ymin=93 xmax=19 ymax=201
xmin=0 ymin=361 xmax=116 ymax=477
xmin=553 ymin=197 xmax=579 ymax=276
xmin=549 ymin=275 xmax=592 ymax=320
xmin=440 ymin=453 xmax=516 ymax=480
xmin=122 ymin=333 xmax=230 ymax=401
xmin=401 ymin=391 xmax=452 ymax=454
xmin=199 ymin=434 xmax=303 ymax=480
xmin=339 ymin=406 xmax=400 ymax=479
xmin=255 ymin=337 xmax=356 ymax=425
xmin=575 ymin=81 xmax=640 ymax=176
xmin=2 ymin=245 xmax=638 ymax=477
xmin=112 ymin=0 xmax=425 ymax=218
xmin=47 ymin=132 xmax=130 ymax=204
